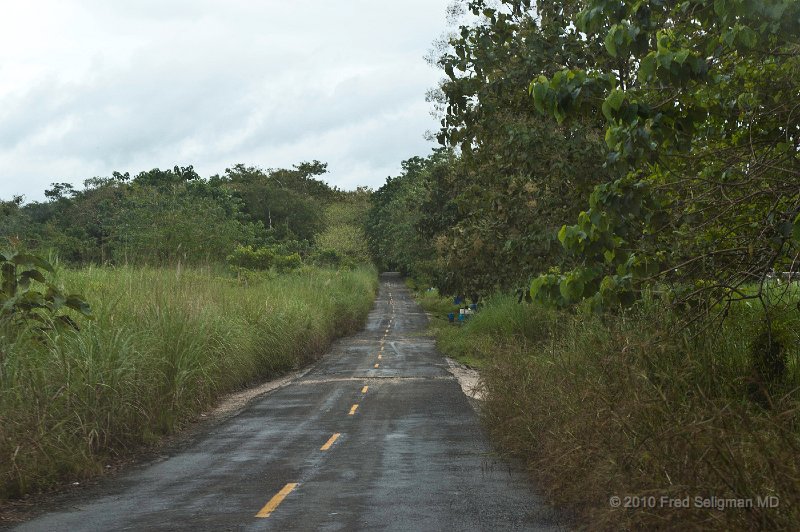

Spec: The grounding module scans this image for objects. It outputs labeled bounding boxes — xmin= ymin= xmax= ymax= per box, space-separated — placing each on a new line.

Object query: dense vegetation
xmin=1 ymin=161 xmax=377 ymax=499
xmin=368 ymin=0 xmax=799 ymax=528
xmin=0 ymin=266 xmax=376 ymax=499
xmin=1 ymin=161 xmax=370 ymax=269
xmin=2 ymin=0 xmax=799 ymax=526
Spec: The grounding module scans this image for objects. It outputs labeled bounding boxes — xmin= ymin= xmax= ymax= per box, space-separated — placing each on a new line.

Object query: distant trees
xmin=368 ymin=0 xmax=610 ymax=293
xmin=220 ymin=162 xmax=333 ymax=241
xmin=1 ymin=161 xmax=374 ymax=270
xmin=315 ymin=192 xmax=372 ymax=266
xmin=365 ymin=150 xmax=454 ymax=286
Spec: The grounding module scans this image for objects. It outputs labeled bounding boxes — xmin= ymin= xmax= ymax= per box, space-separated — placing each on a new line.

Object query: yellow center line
xmin=349 ymin=404 xmax=359 ymax=415
xmin=361 ymin=385 xmax=369 ymax=393
xmin=320 ymin=433 xmax=340 ymax=451
xmin=256 ymin=483 xmax=298 ymax=518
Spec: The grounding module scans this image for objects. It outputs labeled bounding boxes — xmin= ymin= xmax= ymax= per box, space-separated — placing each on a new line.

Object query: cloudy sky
xmin=0 ymin=0 xmax=454 ymax=201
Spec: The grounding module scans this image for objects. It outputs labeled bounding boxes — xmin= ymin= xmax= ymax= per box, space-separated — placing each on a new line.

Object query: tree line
xmin=1 ymin=162 xmax=371 ymax=269
xmin=367 ymin=0 xmax=799 ymax=317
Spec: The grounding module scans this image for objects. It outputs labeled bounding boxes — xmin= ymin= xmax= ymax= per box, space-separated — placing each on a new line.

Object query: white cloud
xmin=0 ymin=0 xmax=451 ymax=201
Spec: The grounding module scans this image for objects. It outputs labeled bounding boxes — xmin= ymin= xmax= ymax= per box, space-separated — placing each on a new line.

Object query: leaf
xmin=20 ymin=269 xmax=47 ymax=284
xmin=736 ymin=26 xmax=758 ymax=49
xmin=605 ymin=26 xmax=618 ymax=57
xmin=602 ymin=100 xmax=613 ymax=121
xmin=557 ymin=225 xmax=568 ymax=245
xmin=639 ymin=53 xmax=657 ymax=81
xmin=65 ymin=295 xmax=93 ymax=317
xmin=56 ymin=315 xmax=80 ymax=331
xmin=714 ymin=0 xmax=728 ymax=18
xmin=607 ymin=89 xmax=625 ymax=111
xmin=530 ymin=78 xmax=549 ymax=113
xmin=12 ymin=254 xmax=55 ymax=273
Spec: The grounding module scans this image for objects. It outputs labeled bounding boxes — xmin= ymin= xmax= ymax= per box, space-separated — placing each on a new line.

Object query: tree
xmin=431 ymin=0 xmax=613 ymax=293
xmin=366 ymin=150 xmax=454 ymax=285
xmin=529 ymin=0 xmax=800 ymax=311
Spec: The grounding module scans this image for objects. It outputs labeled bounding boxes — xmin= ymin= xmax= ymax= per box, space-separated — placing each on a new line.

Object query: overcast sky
xmin=0 ymin=0 xmax=454 ymax=201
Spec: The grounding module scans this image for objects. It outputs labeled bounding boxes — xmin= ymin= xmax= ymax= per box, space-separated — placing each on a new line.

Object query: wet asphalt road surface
xmin=16 ymin=273 xmax=560 ymax=531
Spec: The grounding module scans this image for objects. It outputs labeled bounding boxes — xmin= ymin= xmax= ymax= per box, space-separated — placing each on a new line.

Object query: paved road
xmin=17 ymin=273 xmax=559 ymax=531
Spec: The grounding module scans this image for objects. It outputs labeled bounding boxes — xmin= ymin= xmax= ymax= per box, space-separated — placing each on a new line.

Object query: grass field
xmin=419 ymin=286 xmax=800 ymax=530
xmin=0 ymin=265 xmax=377 ymax=499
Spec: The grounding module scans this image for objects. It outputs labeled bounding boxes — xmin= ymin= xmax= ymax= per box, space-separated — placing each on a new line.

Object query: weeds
xmin=422 ymin=290 xmax=800 ymax=530
xmin=0 ymin=265 xmax=377 ymax=499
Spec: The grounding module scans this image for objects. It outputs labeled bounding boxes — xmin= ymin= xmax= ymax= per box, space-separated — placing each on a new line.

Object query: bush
xmin=0 ymin=251 xmax=91 ymax=332
xmin=226 ymin=245 xmax=303 ymax=273
xmin=427 ymin=293 xmax=800 ymax=530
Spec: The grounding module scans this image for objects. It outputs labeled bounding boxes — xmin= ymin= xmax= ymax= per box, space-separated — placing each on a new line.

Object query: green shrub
xmin=0 ymin=251 xmax=91 ymax=331
xmin=226 ymin=244 xmax=303 ymax=273
xmin=428 ymin=293 xmax=800 ymax=530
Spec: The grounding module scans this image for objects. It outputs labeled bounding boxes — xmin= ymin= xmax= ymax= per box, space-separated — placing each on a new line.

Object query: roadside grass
xmin=421 ymin=286 xmax=800 ymax=530
xmin=0 ymin=265 xmax=377 ymax=500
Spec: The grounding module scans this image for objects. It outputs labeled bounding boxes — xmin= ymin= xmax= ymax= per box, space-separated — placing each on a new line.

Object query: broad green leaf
xmin=674 ymin=49 xmax=690 ymax=65
xmin=65 ymin=295 xmax=93 ymax=317
xmin=557 ymin=225 xmax=568 ymax=245
xmin=605 ymin=27 xmax=618 ymax=57
xmin=12 ymin=254 xmax=54 ymax=273
xmin=602 ymin=100 xmax=613 ymax=121
xmin=20 ymin=269 xmax=47 ymax=284
xmin=639 ymin=53 xmax=657 ymax=81
xmin=607 ymin=89 xmax=625 ymax=111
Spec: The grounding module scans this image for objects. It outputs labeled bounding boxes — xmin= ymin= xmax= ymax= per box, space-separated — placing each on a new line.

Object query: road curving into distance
xmin=16 ymin=273 xmax=561 ymax=531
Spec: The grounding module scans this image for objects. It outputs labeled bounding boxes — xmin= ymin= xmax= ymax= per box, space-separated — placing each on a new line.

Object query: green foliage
xmin=219 ymin=162 xmax=336 ymax=242
xmin=314 ymin=193 xmax=372 ymax=266
xmin=529 ymin=0 xmax=800 ymax=310
xmin=1 ymin=159 xmax=370 ymax=271
xmin=113 ymin=187 xmax=260 ymax=266
xmin=432 ymin=294 xmax=800 ymax=529
xmin=315 ymin=224 xmax=370 ymax=264
xmin=226 ymin=245 xmax=303 ymax=273
xmin=429 ymin=0 xmax=613 ymax=293
xmin=0 ymin=251 xmax=91 ymax=331
xmin=310 ymin=248 xmax=348 ymax=269
xmin=0 ymin=265 xmax=377 ymax=499
xmin=366 ymin=150 xmax=454 ymax=286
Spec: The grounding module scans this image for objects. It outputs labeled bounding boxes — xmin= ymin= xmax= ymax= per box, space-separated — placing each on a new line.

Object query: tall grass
xmin=0 ymin=265 xmax=377 ymax=499
xmin=421 ymin=289 xmax=800 ymax=530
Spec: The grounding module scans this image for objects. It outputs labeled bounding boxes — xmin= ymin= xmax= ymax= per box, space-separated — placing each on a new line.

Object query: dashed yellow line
xmin=320 ymin=433 xmax=340 ymax=451
xmin=256 ymin=483 xmax=298 ymax=518
xmin=378 ymin=354 xmax=382 ymax=360
xmin=349 ymin=404 xmax=359 ymax=415
xmin=374 ymin=363 xmax=380 ymax=368
xmin=361 ymin=385 xmax=369 ymax=394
